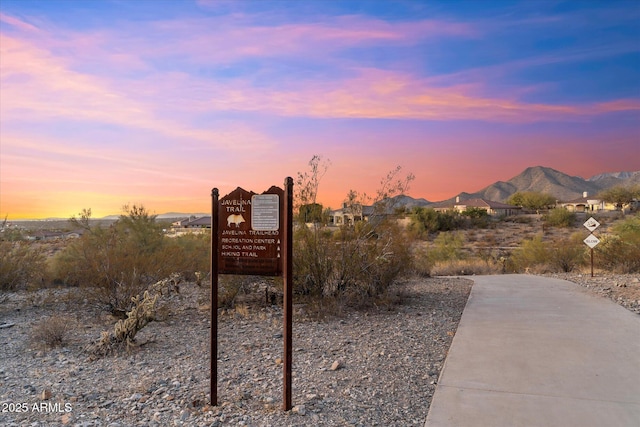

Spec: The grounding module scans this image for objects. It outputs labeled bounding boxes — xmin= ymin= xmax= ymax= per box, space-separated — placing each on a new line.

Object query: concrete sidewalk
xmin=424 ymin=275 xmax=640 ymax=427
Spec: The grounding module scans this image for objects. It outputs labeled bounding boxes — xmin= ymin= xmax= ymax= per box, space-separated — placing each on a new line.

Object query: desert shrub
xmin=408 ymin=208 xmax=465 ymax=236
xmin=162 ymin=233 xmax=210 ymax=280
xmin=597 ymin=214 xmax=640 ymax=273
xmin=293 ymin=161 xmax=414 ymax=303
xmin=0 ymin=227 xmax=25 ymax=242
xmin=430 ymin=258 xmax=501 ymax=276
xmin=429 ymin=231 xmax=466 ymax=263
xmin=329 ymin=220 xmax=412 ymax=300
xmin=509 ymin=233 xmax=587 ymax=273
xmin=0 ymin=241 xmax=47 ymax=291
xmin=461 ymin=207 xmax=491 ymax=228
xmin=549 ymin=233 xmax=587 ymax=272
xmin=543 ymin=208 xmax=576 ymax=228
xmin=411 ymin=244 xmax=432 ymax=277
xmin=294 ymin=219 xmax=412 ymax=302
xmin=50 ymin=206 xmax=181 ymax=314
xmin=509 ymin=234 xmax=552 ymax=273
xmin=501 ymin=215 xmax=533 ymax=224
xmin=30 ymin=315 xmax=74 ymax=349
xmin=293 ymin=225 xmax=334 ymax=297
xmin=217 ymin=275 xmax=264 ymax=309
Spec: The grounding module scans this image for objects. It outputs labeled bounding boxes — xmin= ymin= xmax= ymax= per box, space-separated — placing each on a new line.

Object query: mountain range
xmin=391 ymin=166 xmax=640 ymax=208
xmin=456 ymin=166 xmax=640 ymax=204
xmin=98 ymin=166 xmax=638 ymax=219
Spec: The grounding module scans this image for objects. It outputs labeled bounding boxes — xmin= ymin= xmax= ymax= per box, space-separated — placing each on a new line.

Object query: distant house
xmin=560 ymin=191 xmax=639 ymax=213
xmin=168 ymin=216 xmax=211 ymax=236
xmin=171 ymin=217 xmax=192 ymax=228
xmin=560 ymin=192 xmax=604 ymax=213
xmin=328 ymin=203 xmax=374 ymax=225
xmin=171 ymin=216 xmax=211 ymax=229
xmin=435 ymin=197 xmax=522 ymax=217
xmin=184 ymin=216 xmax=211 ymax=228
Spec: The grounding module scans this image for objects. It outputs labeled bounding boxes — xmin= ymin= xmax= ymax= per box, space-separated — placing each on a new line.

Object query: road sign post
xmin=583 ymin=217 xmax=600 ymax=277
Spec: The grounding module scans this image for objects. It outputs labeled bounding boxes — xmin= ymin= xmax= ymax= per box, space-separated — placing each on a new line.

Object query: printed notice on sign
xmin=252 ymin=194 xmax=279 ymax=231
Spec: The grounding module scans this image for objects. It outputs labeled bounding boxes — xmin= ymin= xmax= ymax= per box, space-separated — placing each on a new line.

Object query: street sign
xmin=583 ymin=217 xmax=600 ymax=232
xmin=584 ymin=234 xmax=600 ymax=248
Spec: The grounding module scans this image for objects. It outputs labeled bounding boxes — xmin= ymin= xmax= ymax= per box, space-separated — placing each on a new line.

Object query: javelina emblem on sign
xmin=227 ymin=214 xmax=245 ymax=228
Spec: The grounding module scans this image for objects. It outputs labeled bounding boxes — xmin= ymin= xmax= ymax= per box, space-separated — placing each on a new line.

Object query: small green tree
xmin=462 ymin=207 xmax=490 ymax=227
xmin=598 ymin=186 xmax=640 ymax=213
xmin=408 ymin=207 xmax=439 ymax=236
xmin=298 ymin=203 xmax=325 ymax=224
xmin=409 ymin=207 xmax=465 ymax=236
xmin=507 ymin=191 xmax=556 ymax=213
xmin=429 ymin=231 xmax=466 ymax=263
xmin=51 ymin=205 xmax=176 ymax=314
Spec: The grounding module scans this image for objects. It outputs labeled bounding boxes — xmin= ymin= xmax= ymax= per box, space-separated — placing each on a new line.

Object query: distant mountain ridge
xmin=95 ymin=167 xmax=638 ymax=218
xmin=588 ymin=171 xmax=636 ymax=181
xmin=450 ymin=166 xmax=640 ymax=204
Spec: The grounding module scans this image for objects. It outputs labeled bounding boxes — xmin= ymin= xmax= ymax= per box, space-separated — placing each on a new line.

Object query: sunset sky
xmin=1 ymin=0 xmax=639 ymax=219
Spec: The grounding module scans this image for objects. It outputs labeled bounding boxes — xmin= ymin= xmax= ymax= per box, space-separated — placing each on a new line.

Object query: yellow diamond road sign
xmin=584 ymin=234 xmax=600 ymax=248
xmin=583 ymin=217 xmax=600 ymax=232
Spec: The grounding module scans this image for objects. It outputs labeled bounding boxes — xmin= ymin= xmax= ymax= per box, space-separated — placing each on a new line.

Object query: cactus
xmin=88 ymin=274 xmax=180 ymax=358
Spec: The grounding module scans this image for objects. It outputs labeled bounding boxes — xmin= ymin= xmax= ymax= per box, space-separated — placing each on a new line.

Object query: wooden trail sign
xmin=217 ymin=186 xmax=284 ymax=276
xmin=210 ymin=178 xmax=294 ymax=411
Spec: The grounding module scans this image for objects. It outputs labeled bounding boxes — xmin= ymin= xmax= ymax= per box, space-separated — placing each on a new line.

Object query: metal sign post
xmin=583 ymin=217 xmax=600 ymax=278
xmin=210 ymin=178 xmax=293 ymax=410
xmin=282 ymin=177 xmax=293 ymax=411
xmin=210 ymin=189 xmax=219 ymax=405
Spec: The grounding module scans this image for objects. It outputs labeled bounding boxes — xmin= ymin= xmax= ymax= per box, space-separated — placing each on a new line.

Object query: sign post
xmin=210 ymin=189 xmax=219 ymax=406
xmin=282 ymin=177 xmax=293 ymax=411
xmin=583 ymin=217 xmax=600 ymax=278
xmin=210 ymin=178 xmax=294 ymax=410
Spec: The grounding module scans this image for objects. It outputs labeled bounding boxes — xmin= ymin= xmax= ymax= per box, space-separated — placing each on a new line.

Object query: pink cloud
xmin=0 ymin=33 xmax=275 ymax=151
xmin=3 ymin=11 xmax=476 ymax=69
xmin=197 ymin=68 xmax=635 ymax=122
xmin=591 ymin=99 xmax=640 ymax=113
xmin=4 ymin=12 xmax=635 ymax=126
xmin=0 ymin=12 xmax=41 ymax=33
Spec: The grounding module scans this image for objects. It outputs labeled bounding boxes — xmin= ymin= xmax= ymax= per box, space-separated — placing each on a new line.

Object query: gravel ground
xmin=543 ymin=273 xmax=640 ymax=314
xmin=0 ymin=277 xmax=472 ymax=427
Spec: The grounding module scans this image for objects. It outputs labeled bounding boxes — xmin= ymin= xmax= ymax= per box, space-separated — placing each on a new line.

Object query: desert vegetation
xmin=1 ymin=158 xmax=639 ymax=356
xmin=597 ymin=185 xmax=640 ymax=213
xmin=0 ymin=240 xmax=47 ymax=291
xmin=47 ymin=206 xmax=209 ymax=316
xmin=293 ymin=157 xmax=415 ymax=308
